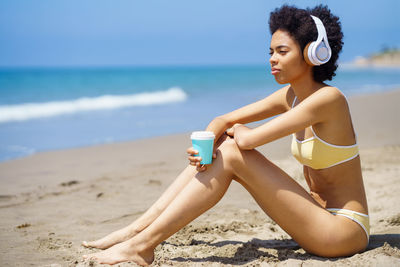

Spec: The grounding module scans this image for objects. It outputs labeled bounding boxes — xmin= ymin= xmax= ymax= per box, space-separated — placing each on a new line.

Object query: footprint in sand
xmin=387 ymin=214 xmax=400 ymax=226
xmin=60 ymin=180 xmax=79 ymax=187
xmin=16 ymin=223 xmax=31 ymax=229
xmin=148 ymin=179 xmax=162 ymax=186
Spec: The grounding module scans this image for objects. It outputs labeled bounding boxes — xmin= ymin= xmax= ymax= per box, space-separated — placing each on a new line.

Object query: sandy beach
xmin=0 ymin=89 xmax=400 ymax=266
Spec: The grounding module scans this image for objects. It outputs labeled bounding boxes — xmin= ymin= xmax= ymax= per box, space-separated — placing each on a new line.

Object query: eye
xmin=279 ymin=51 xmax=288 ymax=55
xmin=268 ymin=51 xmax=274 ymax=56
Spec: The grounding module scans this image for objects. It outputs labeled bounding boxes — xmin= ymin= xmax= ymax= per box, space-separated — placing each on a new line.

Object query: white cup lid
xmin=191 ymin=131 xmax=215 ymax=140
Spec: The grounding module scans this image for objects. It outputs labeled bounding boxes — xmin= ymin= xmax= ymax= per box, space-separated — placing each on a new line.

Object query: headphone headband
xmin=310 ymin=15 xmax=330 ymax=51
xmin=305 ymin=15 xmax=332 ymax=65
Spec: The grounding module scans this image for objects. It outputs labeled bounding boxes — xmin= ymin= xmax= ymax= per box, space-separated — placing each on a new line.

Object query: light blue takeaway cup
xmin=191 ymin=131 xmax=215 ymax=165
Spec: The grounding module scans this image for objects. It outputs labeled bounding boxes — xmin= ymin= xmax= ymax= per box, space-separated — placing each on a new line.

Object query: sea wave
xmin=0 ymin=87 xmax=187 ymax=123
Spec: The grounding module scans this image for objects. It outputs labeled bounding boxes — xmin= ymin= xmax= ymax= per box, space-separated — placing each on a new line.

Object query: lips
xmin=271 ymin=67 xmax=280 ymax=75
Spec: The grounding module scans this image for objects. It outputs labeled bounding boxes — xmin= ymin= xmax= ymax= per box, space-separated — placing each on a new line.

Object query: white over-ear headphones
xmin=303 ymin=15 xmax=332 ymax=66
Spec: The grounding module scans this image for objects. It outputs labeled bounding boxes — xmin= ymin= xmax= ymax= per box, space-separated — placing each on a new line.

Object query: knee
xmin=216 ymin=135 xmax=247 ymax=164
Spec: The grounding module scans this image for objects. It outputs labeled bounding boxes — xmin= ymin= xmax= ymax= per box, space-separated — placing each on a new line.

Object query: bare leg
xmin=84 ymin=137 xmax=367 ymax=265
xmin=83 ymin=141 xmax=233 ymax=265
xmin=83 ymin=165 xmax=198 ymax=249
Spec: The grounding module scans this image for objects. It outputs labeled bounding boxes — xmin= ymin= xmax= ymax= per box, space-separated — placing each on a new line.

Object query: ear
xmin=303 ymin=42 xmax=315 ymax=66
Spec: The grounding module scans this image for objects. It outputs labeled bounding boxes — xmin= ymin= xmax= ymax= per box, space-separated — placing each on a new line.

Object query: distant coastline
xmin=352 ymin=49 xmax=400 ymax=67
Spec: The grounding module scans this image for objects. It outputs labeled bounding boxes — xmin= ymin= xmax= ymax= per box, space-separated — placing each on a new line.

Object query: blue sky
xmin=0 ymin=0 xmax=399 ymax=68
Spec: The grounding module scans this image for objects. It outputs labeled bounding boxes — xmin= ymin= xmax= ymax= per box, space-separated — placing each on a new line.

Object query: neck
xmin=290 ymin=68 xmax=323 ymax=100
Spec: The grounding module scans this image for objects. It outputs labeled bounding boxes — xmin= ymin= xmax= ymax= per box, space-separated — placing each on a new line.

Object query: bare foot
xmin=82 ymin=239 xmax=154 ymax=266
xmin=82 ymin=225 xmax=139 ymax=249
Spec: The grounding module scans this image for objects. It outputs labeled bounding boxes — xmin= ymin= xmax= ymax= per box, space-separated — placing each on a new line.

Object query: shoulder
xmin=279 ymin=85 xmax=344 ymax=110
xmin=307 ymin=86 xmax=349 ymax=120
xmin=262 ymin=85 xmax=293 ymax=111
xmin=273 ymin=84 xmax=292 ymax=99
xmin=309 ymin=86 xmax=347 ymax=108
xmin=274 ymin=85 xmax=295 ymax=111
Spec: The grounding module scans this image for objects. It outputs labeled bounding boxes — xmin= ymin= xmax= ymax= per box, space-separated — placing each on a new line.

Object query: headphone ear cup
xmin=303 ymin=42 xmax=315 ymax=66
xmin=315 ymin=42 xmax=330 ymax=63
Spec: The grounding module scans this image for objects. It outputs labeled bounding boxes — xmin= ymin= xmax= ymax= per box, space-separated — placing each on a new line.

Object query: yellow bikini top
xmin=290 ymin=96 xmax=359 ymax=169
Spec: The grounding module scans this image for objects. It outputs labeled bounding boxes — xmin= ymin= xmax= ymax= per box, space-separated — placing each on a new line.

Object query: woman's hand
xmin=205 ymin=116 xmax=230 ymax=160
xmin=187 ymin=147 xmax=207 ymax=172
xmin=187 ymin=116 xmax=227 ymax=172
xmin=226 ymin=123 xmax=252 ymax=149
xmin=225 ymin=123 xmax=243 ymax=137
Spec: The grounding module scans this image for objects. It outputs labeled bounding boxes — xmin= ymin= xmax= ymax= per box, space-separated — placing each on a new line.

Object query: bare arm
xmin=189 ymin=85 xmax=291 ymax=171
xmin=232 ymin=87 xmax=343 ymax=149
xmin=205 ymin=85 xmax=291 ymax=142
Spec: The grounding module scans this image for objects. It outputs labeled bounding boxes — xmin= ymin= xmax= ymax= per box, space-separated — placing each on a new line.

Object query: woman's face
xmin=269 ymin=30 xmax=310 ymax=84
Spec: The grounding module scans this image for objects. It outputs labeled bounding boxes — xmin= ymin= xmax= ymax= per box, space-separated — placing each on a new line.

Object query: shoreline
xmin=1 ymin=87 xmax=400 ymax=165
xmin=0 ymin=89 xmax=399 ymax=266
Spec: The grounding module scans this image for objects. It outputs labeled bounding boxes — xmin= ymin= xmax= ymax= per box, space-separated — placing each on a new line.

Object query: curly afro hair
xmin=269 ymin=4 xmax=343 ymax=83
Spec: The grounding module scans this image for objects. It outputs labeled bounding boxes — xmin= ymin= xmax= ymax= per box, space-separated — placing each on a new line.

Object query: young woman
xmin=82 ymin=5 xmax=369 ymax=265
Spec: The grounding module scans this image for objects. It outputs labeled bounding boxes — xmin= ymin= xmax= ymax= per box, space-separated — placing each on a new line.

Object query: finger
xmin=200 ymin=164 xmax=207 ymax=171
xmin=225 ymin=128 xmax=234 ymax=136
xmin=188 ymin=156 xmax=202 ymax=162
xmin=187 ymin=147 xmax=198 ymax=155
xmin=197 ymin=164 xmax=207 ymax=172
xmin=196 ymin=163 xmax=202 ymax=171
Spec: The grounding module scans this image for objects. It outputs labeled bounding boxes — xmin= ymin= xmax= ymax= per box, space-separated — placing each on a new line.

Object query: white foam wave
xmin=0 ymin=87 xmax=187 ymax=123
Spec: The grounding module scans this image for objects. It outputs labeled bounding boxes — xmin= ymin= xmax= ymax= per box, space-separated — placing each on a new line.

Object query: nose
xmin=269 ymin=52 xmax=278 ymax=65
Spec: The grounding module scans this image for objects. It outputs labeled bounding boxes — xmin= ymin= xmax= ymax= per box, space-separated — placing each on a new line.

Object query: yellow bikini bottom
xmin=327 ymin=208 xmax=370 ymax=240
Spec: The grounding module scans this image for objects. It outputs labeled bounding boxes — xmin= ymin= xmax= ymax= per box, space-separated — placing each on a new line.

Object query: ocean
xmin=0 ymin=65 xmax=399 ymax=162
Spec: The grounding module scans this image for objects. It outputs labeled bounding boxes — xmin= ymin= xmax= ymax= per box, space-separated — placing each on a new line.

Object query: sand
xmin=0 ymin=89 xmax=400 ymax=266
